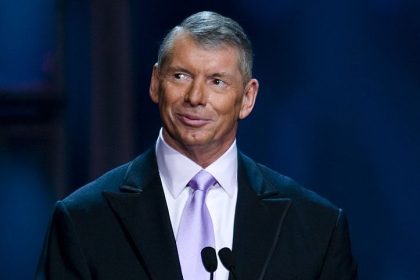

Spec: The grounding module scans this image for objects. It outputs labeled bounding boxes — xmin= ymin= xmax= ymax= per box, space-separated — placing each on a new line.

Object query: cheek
xmin=158 ymin=88 xmax=176 ymax=111
xmin=217 ymin=95 xmax=243 ymax=118
xmin=159 ymin=95 xmax=183 ymax=125
xmin=161 ymin=84 xmax=185 ymax=106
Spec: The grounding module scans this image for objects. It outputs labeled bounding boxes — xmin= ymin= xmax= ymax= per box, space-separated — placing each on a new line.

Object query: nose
xmin=184 ymin=79 xmax=206 ymax=106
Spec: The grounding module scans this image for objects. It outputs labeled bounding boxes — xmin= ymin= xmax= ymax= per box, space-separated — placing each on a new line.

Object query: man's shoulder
xmin=240 ymin=153 xmax=339 ymax=213
xmin=260 ymin=164 xmax=336 ymax=208
xmin=61 ymin=148 xmax=156 ymax=209
xmin=61 ymin=162 xmax=131 ymax=209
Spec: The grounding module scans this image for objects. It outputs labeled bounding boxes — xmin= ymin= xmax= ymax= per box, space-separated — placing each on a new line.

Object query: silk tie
xmin=176 ymin=170 xmax=216 ymax=280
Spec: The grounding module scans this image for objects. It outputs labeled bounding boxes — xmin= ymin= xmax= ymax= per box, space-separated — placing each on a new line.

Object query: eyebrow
xmin=210 ymin=72 xmax=237 ymax=83
xmin=165 ymin=66 xmax=191 ymax=74
xmin=211 ymin=72 xmax=233 ymax=78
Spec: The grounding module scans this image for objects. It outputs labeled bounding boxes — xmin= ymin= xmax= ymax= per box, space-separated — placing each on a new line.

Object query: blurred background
xmin=1 ymin=0 xmax=419 ymax=279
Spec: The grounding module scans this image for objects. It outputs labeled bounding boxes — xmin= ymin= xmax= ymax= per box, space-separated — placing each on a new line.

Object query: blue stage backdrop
xmin=0 ymin=0 xmax=419 ymax=279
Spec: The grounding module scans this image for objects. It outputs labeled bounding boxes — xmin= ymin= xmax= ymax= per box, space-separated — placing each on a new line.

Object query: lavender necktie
xmin=176 ymin=170 xmax=216 ymax=280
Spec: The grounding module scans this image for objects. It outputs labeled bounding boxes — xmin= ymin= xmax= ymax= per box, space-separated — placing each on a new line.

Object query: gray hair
xmin=157 ymin=11 xmax=253 ymax=82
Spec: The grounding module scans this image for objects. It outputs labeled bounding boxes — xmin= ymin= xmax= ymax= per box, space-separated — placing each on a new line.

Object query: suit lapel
xmin=102 ymin=149 xmax=183 ymax=280
xmin=232 ymin=153 xmax=292 ymax=280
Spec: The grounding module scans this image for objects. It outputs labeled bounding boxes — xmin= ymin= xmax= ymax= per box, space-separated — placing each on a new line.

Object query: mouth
xmin=176 ymin=113 xmax=211 ymax=127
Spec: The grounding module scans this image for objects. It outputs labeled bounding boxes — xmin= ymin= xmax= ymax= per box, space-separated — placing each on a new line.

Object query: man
xmin=37 ymin=11 xmax=357 ymax=280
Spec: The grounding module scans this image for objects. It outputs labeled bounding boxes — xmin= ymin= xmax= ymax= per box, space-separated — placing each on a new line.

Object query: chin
xmin=180 ymin=135 xmax=211 ymax=146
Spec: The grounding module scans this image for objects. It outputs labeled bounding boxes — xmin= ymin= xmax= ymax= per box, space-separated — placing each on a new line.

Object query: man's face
xmin=150 ymin=32 xmax=258 ymax=159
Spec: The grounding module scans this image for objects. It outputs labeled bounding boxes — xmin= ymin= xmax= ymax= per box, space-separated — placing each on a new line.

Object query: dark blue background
xmin=1 ymin=0 xmax=419 ymax=279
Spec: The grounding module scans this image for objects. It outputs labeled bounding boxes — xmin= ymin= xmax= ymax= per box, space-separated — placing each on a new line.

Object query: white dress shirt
xmin=155 ymin=129 xmax=238 ymax=280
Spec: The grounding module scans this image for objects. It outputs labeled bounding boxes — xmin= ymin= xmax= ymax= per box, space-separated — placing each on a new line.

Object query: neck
xmin=162 ymin=130 xmax=235 ymax=168
xmin=181 ymin=145 xmax=231 ymax=168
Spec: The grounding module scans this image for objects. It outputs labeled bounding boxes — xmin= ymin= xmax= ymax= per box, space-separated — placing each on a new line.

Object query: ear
xmin=149 ymin=63 xmax=160 ymax=104
xmin=239 ymin=78 xmax=259 ymax=120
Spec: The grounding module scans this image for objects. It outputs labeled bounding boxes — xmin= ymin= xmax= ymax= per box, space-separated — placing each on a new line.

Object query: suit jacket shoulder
xmin=62 ymin=147 xmax=157 ymax=209
xmin=239 ymin=152 xmax=339 ymax=213
xmin=37 ymin=148 xmax=179 ymax=280
xmin=62 ymin=162 xmax=128 ymax=207
xmin=237 ymin=152 xmax=357 ymax=279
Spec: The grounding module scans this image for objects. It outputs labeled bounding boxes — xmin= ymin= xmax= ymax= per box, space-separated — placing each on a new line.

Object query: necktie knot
xmin=188 ymin=170 xmax=216 ymax=192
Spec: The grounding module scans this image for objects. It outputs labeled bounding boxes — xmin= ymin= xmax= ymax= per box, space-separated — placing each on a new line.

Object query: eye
xmin=174 ymin=73 xmax=188 ymax=80
xmin=212 ymin=78 xmax=225 ymax=87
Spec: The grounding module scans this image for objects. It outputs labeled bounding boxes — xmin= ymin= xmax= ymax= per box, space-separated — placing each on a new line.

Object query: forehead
xmin=165 ymin=32 xmax=242 ymax=72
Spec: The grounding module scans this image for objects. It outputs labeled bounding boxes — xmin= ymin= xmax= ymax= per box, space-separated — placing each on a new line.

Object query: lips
xmin=176 ymin=113 xmax=211 ymax=127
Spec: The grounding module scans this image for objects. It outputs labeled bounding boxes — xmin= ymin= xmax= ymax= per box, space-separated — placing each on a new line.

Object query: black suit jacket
xmin=37 ymin=148 xmax=357 ymax=279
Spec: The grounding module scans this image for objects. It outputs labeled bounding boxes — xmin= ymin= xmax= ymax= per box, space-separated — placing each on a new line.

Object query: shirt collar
xmin=155 ymin=129 xmax=237 ymax=198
